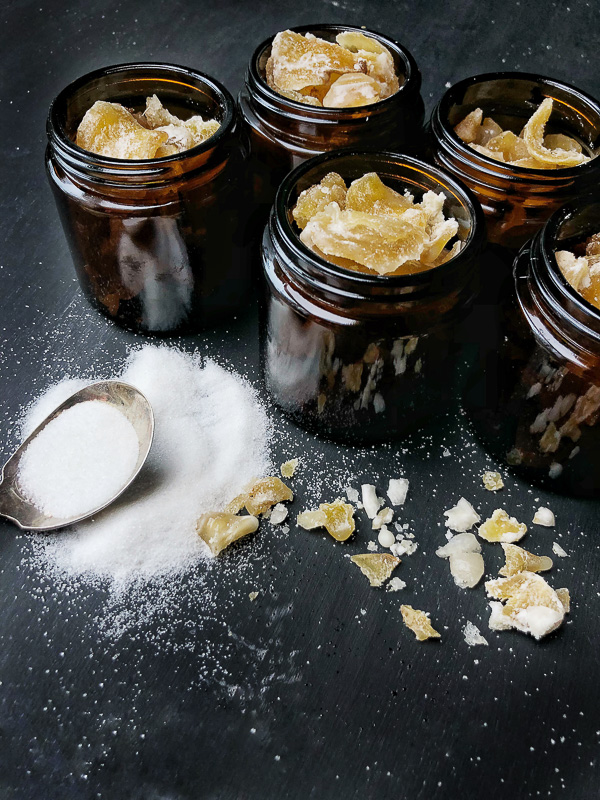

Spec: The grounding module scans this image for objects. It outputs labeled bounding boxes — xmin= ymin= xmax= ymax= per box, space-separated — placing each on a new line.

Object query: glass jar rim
xmin=247 ymin=23 xmax=419 ymax=118
xmin=538 ymin=193 xmax=600 ymax=326
xmin=272 ymin=147 xmax=486 ymax=290
xmin=47 ymin=61 xmax=235 ymax=176
xmin=434 ymin=70 xmax=600 ymax=181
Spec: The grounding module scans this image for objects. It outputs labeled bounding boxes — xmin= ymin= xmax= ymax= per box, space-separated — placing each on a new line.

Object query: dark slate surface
xmin=1 ymin=1 xmax=599 ymax=798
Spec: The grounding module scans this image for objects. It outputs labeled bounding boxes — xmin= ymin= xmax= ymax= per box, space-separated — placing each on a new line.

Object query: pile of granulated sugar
xmin=24 ymin=345 xmax=272 ymax=586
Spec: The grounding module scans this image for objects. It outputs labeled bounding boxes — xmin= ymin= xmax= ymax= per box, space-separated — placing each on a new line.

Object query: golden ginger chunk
xmin=522 ymin=98 xmax=589 ymax=167
xmin=479 ymin=509 xmax=527 ymax=543
xmin=197 ymin=512 xmax=259 ymax=556
xmin=556 ymin=231 xmax=600 ymax=310
xmin=76 ymin=101 xmax=168 ymax=159
xmin=486 ymin=571 xmax=566 ymax=639
xmin=400 ymin=605 xmax=441 ymax=641
xmin=556 ymin=588 xmax=570 ymax=613
xmin=293 ymin=173 xmax=347 ymax=229
xmin=298 ymin=498 xmax=355 ymax=541
xmin=454 ymin=108 xmax=483 ymax=144
xmin=280 ymin=458 xmax=299 ymax=478
xmin=322 ymin=72 xmax=382 ymax=107
xmin=499 ymin=543 xmax=553 ymax=577
xmin=335 ymin=31 xmax=399 ymax=98
xmin=351 ymin=553 xmax=400 ymax=586
xmin=268 ymin=30 xmax=360 ymax=93
xmin=482 ymin=471 xmax=504 ymax=491
xmin=227 ymin=476 xmax=293 ymax=516
xmin=346 ymin=172 xmax=412 ymax=216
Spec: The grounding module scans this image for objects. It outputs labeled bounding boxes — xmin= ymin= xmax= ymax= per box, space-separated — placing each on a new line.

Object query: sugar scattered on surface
xmin=26 ymin=345 xmax=272 ymax=586
xmin=18 ymin=400 xmax=139 ymax=518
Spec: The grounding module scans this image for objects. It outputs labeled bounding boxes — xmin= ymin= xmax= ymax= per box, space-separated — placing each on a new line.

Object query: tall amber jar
xmin=464 ymin=195 xmax=600 ymax=497
xmin=261 ymin=150 xmax=485 ymax=444
xmin=238 ymin=24 xmax=425 ymax=219
xmin=430 ymin=73 xmax=600 ymax=250
xmin=46 ymin=63 xmax=251 ymax=334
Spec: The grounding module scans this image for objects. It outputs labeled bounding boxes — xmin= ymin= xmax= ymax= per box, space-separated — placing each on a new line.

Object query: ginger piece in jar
xmin=346 ymin=172 xmax=413 ymax=216
xmin=322 ymin=72 xmax=382 ymax=107
xmin=268 ymin=30 xmax=361 ymax=94
xmin=400 ymin=605 xmax=441 ymax=641
xmin=351 ymin=553 xmax=400 ymax=586
xmin=76 ymin=101 xmax=169 ymax=159
xmin=300 ymin=202 xmax=426 ymax=274
xmin=522 ymin=98 xmax=589 ymax=167
xmin=197 ymin=512 xmax=259 ymax=556
xmin=335 ymin=31 xmax=399 ymax=98
xmin=293 ymin=172 xmax=347 ymax=229
xmin=228 ymin=476 xmax=293 ymax=516
xmin=454 ymin=108 xmax=483 ymax=144
xmin=556 ymin=232 xmax=600 ymax=310
xmin=298 ymin=498 xmax=355 ymax=541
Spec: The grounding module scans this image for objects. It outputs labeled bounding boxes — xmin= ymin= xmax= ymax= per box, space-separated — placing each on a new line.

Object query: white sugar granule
xmin=26 ymin=346 xmax=271 ymax=586
xmin=18 ymin=401 xmax=139 ymax=518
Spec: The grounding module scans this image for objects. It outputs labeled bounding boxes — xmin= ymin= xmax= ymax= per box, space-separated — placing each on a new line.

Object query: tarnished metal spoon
xmin=0 ymin=381 xmax=154 ymax=531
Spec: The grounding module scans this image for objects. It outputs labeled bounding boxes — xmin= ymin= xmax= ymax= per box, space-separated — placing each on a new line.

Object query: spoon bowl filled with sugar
xmin=0 ymin=381 xmax=154 ymax=531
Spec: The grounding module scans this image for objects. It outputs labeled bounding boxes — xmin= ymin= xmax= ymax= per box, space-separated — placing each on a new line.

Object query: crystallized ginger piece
xmin=486 ymin=130 xmax=529 ymax=162
xmin=479 ymin=509 xmax=527 ymax=543
xmin=400 ymin=605 xmax=441 ymax=641
xmin=293 ymin=173 xmax=347 ymax=229
xmin=482 ymin=470 xmax=504 ymax=491
xmin=268 ymin=30 xmax=360 ymax=94
xmin=346 ymin=172 xmax=412 ymax=216
xmin=522 ymin=98 xmax=589 ymax=167
xmin=485 ymin=571 xmax=565 ymax=639
xmin=323 ymin=72 xmax=382 ymax=107
xmin=227 ymin=476 xmax=293 ymax=516
xmin=556 ymin=588 xmax=570 ymax=613
xmin=197 ymin=512 xmax=259 ymax=556
xmin=335 ymin=31 xmax=399 ymax=98
xmin=280 ymin=458 xmax=299 ymax=478
xmin=300 ymin=202 xmax=426 ymax=274
xmin=454 ymin=108 xmax=483 ymax=144
xmin=351 ymin=553 xmax=400 ymax=586
xmin=298 ymin=499 xmax=356 ymax=541
xmin=144 ymin=94 xmax=181 ymax=128
xmin=499 ymin=543 xmax=553 ymax=577
xmin=76 ymin=101 xmax=168 ymax=159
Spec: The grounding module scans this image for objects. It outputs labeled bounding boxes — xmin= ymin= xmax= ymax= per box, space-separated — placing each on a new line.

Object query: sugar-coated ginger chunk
xmin=335 ymin=31 xmax=399 ymax=98
xmin=346 ymin=172 xmax=412 ymax=216
xmin=76 ymin=101 xmax=168 ymax=159
xmin=454 ymin=108 xmax=483 ymax=144
xmin=479 ymin=509 xmax=527 ymax=543
xmin=293 ymin=173 xmax=347 ymax=229
xmin=227 ymin=476 xmax=293 ymax=517
xmin=556 ymin=232 xmax=600 ymax=310
xmin=522 ymin=98 xmax=589 ymax=167
xmin=351 ymin=553 xmax=400 ymax=586
xmin=268 ymin=30 xmax=360 ymax=93
xmin=482 ymin=471 xmax=504 ymax=491
xmin=280 ymin=458 xmax=299 ymax=478
xmin=298 ymin=498 xmax=356 ymax=541
xmin=485 ymin=571 xmax=566 ymax=639
xmin=400 ymin=605 xmax=441 ymax=641
xmin=197 ymin=512 xmax=259 ymax=556
xmin=499 ymin=543 xmax=553 ymax=577
xmin=322 ymin=72 xmax=382 ymax=107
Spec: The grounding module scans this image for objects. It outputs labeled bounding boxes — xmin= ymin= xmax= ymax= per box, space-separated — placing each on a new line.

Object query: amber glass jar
xmin=260 ymin=150 xmax=485 ymax=443
xmin=46 ymin=63 xmax=250 ymax=334
xmin=430 ymin=73 xmax=600 ymax=250
xmin=464 ymin=195 xmax=600 ymax=496
xmin=238 ymin=24 xmax=425 ymax=220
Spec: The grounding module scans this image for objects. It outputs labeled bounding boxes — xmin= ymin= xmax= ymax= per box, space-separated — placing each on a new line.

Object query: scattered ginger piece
xmin=197 ymin=512 xmax=259 ymax=556
xmin=486 ymin=571 xmax=566 ymax=639
xmin=479 ymin=509 xmax=527 ymax=543
xmin=499 ymin=543 xmax=553 ymax=577
xmin=400 ymin=605 xmax=441 ymax=641
xmin=482 ymin=471 xmax=504 ymax=491
xmin=298 ymin=498 xmax=355 ymax=541
xmin=351 ymin=553 xmax=400 ymax=586
xmin=227 ymin=476 xmax=293 ymax=516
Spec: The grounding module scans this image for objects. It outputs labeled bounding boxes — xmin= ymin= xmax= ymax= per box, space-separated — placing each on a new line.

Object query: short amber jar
xmin=430 ymin=73 xmax=600 ymax=250
xmin=464 ymin=195 xmax=600 ymax=496
xmin=260 ymin=150 xmax=486 ymax=443
xmin=46 ymin=63 xmax=251 ymax=334
xmin=238 ymin=25 xmax=425 ymax=218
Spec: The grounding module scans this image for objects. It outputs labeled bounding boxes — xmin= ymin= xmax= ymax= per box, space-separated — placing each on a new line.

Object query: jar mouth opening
xmin=48 ymin=62 xmax=235 ymax=172
xmin=540 ymin=195 xmax=600 ymax=323
xmin=274 ymin=149 xmax=485 ymax=288
xmin=249 ymin=24 xmax=416 ymax=117
xmin=436 ymin=71 xmax=600 ymax=181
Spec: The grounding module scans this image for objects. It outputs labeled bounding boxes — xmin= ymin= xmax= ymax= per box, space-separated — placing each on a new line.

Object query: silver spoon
xmin=0 ymin=381 xmax=154 ymax=531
